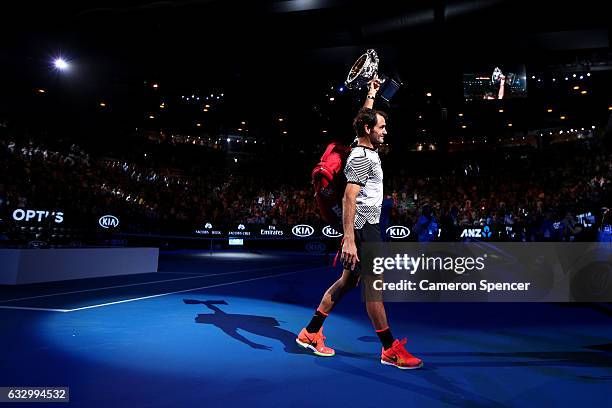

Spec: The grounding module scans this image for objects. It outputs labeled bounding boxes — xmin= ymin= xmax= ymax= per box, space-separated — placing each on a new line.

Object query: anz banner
xmin=460 ymin=226 xmax=493 ymax=239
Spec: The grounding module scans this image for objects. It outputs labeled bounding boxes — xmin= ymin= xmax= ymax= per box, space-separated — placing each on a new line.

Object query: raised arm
xmin=363 ymin=76 xmax=381 ymax=109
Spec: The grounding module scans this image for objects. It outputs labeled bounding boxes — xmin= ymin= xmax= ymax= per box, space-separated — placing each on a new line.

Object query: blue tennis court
xmin=0 ymin=249 xmax=610 ymax=407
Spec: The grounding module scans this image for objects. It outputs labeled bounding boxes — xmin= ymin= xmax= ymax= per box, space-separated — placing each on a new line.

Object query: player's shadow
xmin=184 ymin=299 xmax=304 ymax=353
xmin=185 ymin=299 xmax=368 ymax=358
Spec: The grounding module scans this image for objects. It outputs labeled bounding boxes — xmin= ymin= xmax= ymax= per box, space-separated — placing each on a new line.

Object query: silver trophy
xmin=491 ymin=67 xmax=517 ymax=87
xmin=345 ymin=49 xmax=386 ymax=90
xmin=346 ymin=49 xmax=401 ymax=103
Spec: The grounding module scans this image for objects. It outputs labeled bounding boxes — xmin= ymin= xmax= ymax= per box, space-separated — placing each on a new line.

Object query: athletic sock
xmin=305 ymin=309 xmax=328 ymax=333
xmin=376 ymin=327 xmax=394 ymax=350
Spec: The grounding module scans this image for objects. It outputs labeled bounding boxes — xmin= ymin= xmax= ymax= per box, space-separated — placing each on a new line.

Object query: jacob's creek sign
xmin=194 ymin=222 xmax=223 ymax=236
xmin=12 ymin=209 xmax=64 ymax=224
xmin=228 ymin=224 xmax=251 ymax=236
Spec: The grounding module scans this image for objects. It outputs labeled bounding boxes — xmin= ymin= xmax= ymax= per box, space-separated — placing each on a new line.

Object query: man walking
xmin=296 ymin=78 xmax=423 ymax=369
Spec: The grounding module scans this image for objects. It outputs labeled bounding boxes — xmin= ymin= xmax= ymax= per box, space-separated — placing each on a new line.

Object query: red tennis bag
xmin=311 ymin=141 xmax=351 ymax=229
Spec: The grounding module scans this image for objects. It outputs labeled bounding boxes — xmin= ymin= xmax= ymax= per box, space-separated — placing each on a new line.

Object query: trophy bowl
xmin=345 ymin=49 xmax=386 ymax=90
xmin=491 ymin=67 xmax=517 ymax=86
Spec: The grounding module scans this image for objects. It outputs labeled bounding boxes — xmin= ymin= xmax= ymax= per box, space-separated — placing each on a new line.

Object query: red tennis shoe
xmin=381 ymin=338 xmax=423 ymax=369
xmin=296 ymin=327 xmax=335 ymax=357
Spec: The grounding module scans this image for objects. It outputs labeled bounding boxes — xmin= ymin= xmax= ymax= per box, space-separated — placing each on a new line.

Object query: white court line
xmin=0 ymin=305 xmax=69 ymax=312
xmin=0 ymin=264 xmax=299 ymax=303
xmin=64 ymin=266 xmax=324 ymax=312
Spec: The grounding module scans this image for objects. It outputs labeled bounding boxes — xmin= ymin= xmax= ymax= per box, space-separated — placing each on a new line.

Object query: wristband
xmin=366 ymin=95 xmax=375 ymax=100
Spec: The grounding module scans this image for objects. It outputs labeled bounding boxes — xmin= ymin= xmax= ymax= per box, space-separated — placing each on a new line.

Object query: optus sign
xmin=12 ymin=209 xmax=64 ymax=224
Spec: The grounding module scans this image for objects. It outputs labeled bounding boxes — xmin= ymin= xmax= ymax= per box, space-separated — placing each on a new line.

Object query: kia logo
xmin=386 ymin=226 xmax=410 ymax=239
xmin=292 ymin=224 xmax=314 ymax=237
xmin=99 ymin=215 xmax=120 ymax=229
xmin=27 ymin=240 xmax=48 ymax=248
xmin=322 ymin=225 xmax=342 ymax=238
xmin=305 ymin=241 xmax=326 ymax=253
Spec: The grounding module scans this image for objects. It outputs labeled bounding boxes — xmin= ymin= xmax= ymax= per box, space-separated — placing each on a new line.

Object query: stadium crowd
xmin=0 ymin=133 xmax=610 ymax=244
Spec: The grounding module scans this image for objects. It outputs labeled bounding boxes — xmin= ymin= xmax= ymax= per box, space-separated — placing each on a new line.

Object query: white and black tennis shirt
xmin=343 ymin=145 xmax=383 ymax=229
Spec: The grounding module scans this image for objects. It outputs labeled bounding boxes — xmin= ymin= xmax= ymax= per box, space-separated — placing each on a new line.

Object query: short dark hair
xmin=353 ymin=107 xmax=388 ymax=138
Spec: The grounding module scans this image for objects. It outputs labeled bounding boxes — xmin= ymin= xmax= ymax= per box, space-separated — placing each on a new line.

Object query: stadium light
xmin=54 ymin=58 xmax=69 ymax=70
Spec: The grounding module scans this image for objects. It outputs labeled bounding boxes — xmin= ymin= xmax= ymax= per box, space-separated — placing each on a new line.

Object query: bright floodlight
xmin=54 ymin=58 xmax=69 ymax=70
